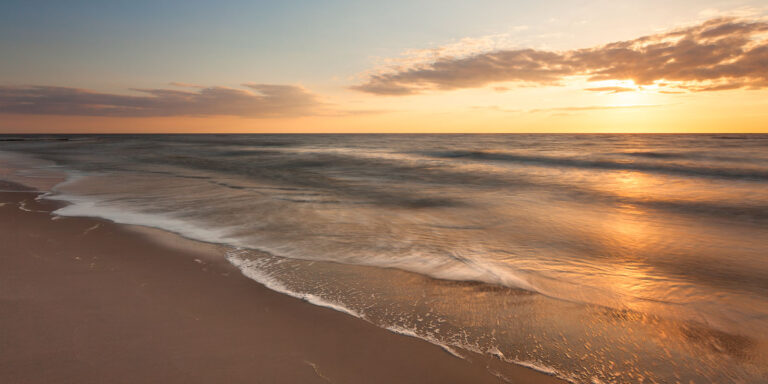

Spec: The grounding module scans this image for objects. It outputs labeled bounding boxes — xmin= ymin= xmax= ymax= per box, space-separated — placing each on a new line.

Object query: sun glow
xmin=583 ymin=80 xmax=664 ymax=108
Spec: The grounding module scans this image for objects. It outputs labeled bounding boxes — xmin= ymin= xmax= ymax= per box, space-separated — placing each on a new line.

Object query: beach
xmin=2 ymin=134 xmax=767 ymax=383
xmin=3 ymin=1 xmax=768 ymax=381
xmin=0 ymin=183 xmax=564 ymax=384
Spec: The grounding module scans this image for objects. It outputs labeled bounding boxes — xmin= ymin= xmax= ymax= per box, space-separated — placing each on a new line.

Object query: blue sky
xmin=4 ymin=0 xmax=761 ymax=90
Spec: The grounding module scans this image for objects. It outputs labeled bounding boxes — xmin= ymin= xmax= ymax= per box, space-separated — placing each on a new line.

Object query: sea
xmin=1 ymin=134 xmax=767 ymax=383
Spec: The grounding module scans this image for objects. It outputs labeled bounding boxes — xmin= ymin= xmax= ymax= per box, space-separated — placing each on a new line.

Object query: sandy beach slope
xmin=0 ymin=183 xmax=564 ymax=384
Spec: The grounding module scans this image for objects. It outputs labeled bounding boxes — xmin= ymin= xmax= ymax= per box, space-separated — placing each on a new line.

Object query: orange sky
xmin=1 ymin=3 xmax=767 ymax=133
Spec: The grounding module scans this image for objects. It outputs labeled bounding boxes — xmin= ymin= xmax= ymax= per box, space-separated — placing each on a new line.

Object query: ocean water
xmin=1 ymin=134 xmax=767 ymax=383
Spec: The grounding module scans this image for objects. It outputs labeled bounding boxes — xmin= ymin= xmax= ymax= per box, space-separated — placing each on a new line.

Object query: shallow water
xmin=2 ymin=134 xmax=767 ymax=383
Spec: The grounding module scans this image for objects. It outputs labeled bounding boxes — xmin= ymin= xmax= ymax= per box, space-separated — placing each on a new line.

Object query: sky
xmin=1 ymin=0 xmax=767 ymax=133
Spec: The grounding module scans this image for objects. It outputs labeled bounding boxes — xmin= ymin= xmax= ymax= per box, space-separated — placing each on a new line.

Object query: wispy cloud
xmin=0 ymin=83 xmax=325 ymax=117
xmin=471 ymin=104 xmax=665 ymax=115
xmin=583 ymin=86 xmax=636 ymax=94
xmin=353 ymin=17 xmax=768 ymax=95
xmin=528 ymin=104 xmax=665 ymax=113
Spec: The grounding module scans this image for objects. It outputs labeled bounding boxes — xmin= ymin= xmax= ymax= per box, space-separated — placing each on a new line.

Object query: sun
xmin=589 ymin=80 xmax=659 ymax=107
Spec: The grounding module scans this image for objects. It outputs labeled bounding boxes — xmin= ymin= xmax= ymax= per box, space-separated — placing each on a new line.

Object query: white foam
xmin=385 ymin=325 xmax=465 ymax=359
xmin=30 ymin=164 xmax=543 ymax=302
xmin=226 ymin=250 xmax=572 ymax=382
xmin=82 ymin=224 xmax=101 ymax=235
xmin=10 ymin=154 xmax=572 ymax=383
xmin=386 ymin=324 xmax=566 ymax=381
xmin=46 ymin=191 xmax=242 ymax=249
xmin=227 ymin=251 xmax=364 ymax=319
xmin=303 ymin=360 xmax=332 ymax=383
xmin=18 ymin=200 xmax=47 ymax=213
xmin=229 ymin=237 xmax=539 ymax=294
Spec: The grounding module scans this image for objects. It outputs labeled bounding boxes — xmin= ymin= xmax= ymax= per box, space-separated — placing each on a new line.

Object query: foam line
xmin=226 ymin=252 xmax=363 ymax=319
xmin=226 ymin=250 xmax=573 ymax=383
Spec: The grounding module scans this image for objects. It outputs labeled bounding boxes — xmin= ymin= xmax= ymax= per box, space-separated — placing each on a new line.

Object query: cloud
xmin=528 ymin=104 xmax=664 ymax=113
xmin=168 ymin=82 xmax=206 ymax=88
xmin=472 ymin=104 xmax=665 ymax=114
xmin=584 ymin=86 xmax=636 ymax=93
xmin=353 ymin=17 xmax=768 ymax=95
xmin=0 ymin=83 xmax=324 ymax=117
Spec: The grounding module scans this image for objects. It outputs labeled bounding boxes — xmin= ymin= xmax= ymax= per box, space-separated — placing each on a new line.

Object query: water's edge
xmin=0 ymin=150 xmax=570 ymax=382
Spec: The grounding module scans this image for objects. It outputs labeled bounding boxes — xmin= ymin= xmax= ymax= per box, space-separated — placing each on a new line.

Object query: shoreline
xmin=0 ymin=182 xmax=565 ymax=383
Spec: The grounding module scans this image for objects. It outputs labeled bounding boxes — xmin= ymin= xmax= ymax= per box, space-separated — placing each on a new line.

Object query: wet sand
xmin=0 ymin=183 xmax=564 ymax=384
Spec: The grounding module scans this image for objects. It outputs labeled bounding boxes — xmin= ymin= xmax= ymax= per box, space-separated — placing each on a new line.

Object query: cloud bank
xmin=353 ymin=17 xmax=768 ymax=95
xmin=0 ymin=83 xmax=323 ymax=117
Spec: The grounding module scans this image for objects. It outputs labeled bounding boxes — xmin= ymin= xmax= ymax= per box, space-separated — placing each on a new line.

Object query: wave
xmin=425 ymin=150 xmax=768 ymax=181
xmin=44 ymin=180 xmax=245 ymax=249
xmin=226 ymin=250 xmax=572 ymax=383
xmin=4 ymin=136 xmax=768 ymax=384
xmin=227 ymin=250 xmax=365 ymax=318
xmin=621 ymin=151 xmax=682 ymax=159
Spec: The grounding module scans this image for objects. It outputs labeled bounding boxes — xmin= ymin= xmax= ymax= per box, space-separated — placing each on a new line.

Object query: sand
xmin=0 ymin=183 xmax=565 ymax=384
